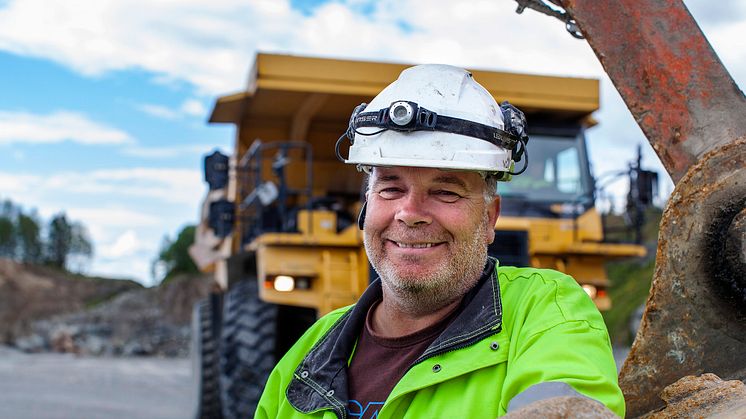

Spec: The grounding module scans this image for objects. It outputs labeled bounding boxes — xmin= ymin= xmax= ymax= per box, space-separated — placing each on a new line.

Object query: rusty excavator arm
xmin=515 ymin=0 xmax=746 ymax=417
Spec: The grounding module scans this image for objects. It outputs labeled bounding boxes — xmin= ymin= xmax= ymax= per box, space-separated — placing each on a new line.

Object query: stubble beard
xmin=364 ymin=214 xmax=491 ymax=316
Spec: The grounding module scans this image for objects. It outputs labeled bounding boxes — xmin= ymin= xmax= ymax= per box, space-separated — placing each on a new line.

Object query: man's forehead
xmin=371 ymin=166 xmax=481 ymax=188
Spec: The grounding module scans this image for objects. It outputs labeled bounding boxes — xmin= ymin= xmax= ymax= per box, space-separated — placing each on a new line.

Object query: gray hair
xmin=482 ymin=174 xmax=499 ymax=203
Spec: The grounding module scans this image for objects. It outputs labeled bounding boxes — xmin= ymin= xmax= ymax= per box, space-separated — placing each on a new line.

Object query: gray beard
xmin=364 ymin=215 xmax=491 ymax=316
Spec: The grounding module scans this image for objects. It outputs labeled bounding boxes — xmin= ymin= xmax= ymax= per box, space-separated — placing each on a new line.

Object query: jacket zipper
xmin=409 ymin=321 xmax=502 ymax=371
xmin=375 ymin=323 xmax=502 ymax=419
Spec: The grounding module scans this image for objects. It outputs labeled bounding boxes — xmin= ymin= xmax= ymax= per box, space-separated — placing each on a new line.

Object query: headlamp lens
xmin=389 ymin=101 xmax=414 ymax=126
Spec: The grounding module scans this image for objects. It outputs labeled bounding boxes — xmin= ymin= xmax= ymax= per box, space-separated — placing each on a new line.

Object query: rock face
xmin=0 ymin=258 xmax=211 ymax=357
xmin=0 ymin=259 xmax=141 ymax=343
xmin=641 ymin=374 xmax=746 ymax=419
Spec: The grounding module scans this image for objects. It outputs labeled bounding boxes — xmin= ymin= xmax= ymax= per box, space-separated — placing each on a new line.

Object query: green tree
xmin=0 ymin=200 xmax=14 ymax=217
xmin=67 ymin=221 xmax=93 ymax=272
xmin=46 ymin=213 xmax=72 ymax=268
xmin=45 ymin=213 xmax=94 ymax=271
xmin=17 ymin=212 xmax=43 ymax=263
xmin=153 ymin=225 xmax=198 ymax=283
xmin=0 ymin=215 xmax=16 ymax=258
xmin=70 ymin=222 xmax=93 ymax=257
xmin=0 ymin=199 xmax=17 ymax=258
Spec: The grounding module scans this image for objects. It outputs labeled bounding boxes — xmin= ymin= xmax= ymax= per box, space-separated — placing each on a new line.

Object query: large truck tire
xmin=191 ymin=296 xmax=223 ymax=419
xmin=220 ymin=279 xmax=278 ymax=419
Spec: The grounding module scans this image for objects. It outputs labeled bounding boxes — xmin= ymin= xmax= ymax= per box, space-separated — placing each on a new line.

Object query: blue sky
xmin=0 ymin=0 xmax=744 ymax=285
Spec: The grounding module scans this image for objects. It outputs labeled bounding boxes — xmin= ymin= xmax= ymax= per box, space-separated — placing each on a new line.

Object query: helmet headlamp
xmin=389 ymin=101 xmax=415 ymax=126
xmin=345 ymin=100 xmax=527 ymax=155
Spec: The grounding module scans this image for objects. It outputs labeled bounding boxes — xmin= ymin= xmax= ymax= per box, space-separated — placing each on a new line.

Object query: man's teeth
xmin=396 ymin=242 xmax=434 ymax=248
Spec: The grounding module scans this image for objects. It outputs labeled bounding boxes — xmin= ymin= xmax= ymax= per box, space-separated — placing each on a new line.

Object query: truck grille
xmin=489 ymin=230 xmax=530 ymax=267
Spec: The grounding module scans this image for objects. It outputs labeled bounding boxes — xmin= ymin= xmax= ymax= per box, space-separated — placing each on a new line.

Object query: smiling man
xmin=255 ymin=65 xmax=624 ymax=418
xmin=361 ymin=167 xmax=497 ymax=330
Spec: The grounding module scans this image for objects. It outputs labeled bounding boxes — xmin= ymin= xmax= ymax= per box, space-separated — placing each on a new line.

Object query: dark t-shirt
xmin=347 ymin=300 xmax=462 ymax=418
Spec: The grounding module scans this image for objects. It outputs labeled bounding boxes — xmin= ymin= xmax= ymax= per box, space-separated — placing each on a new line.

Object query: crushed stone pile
xmin=0 ymin=258 xmax=210 ymax=357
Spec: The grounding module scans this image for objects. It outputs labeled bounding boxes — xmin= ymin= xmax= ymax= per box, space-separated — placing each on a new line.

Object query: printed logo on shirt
xmin=348 ymin=400 xmax=384 ymax=418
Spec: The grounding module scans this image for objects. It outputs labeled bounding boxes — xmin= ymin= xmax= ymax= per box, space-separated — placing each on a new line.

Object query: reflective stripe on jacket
xmin=255 ymin=258 xmax=624 ymax=418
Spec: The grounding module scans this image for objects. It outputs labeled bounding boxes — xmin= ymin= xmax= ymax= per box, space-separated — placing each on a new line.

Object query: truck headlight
xmin=582 ymin=284 xmax=597 ymax=299
xmin=274 ymin=275 xmax=295 ymax=292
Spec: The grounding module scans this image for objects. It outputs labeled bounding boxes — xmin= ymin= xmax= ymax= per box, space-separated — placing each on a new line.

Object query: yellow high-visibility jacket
xmin=256 ymin=258 xmax=624 ymax=418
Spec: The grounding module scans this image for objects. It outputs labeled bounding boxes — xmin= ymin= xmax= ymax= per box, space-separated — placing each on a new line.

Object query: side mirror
xmin=208 ymin=199 xmax=234 ymax=238
xmin=204 ymin=150 xmax=229 ymax=190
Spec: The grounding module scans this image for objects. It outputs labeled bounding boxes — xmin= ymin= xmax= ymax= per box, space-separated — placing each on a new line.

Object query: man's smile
xmin=385 ymin=239 xmax=447 ymax=253
xmin=395 ymin=242 xmax=436 ymax=248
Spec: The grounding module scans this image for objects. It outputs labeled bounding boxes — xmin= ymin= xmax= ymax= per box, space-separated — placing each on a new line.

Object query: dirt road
xmin=0 ymin=346 xmax=192 ymax=419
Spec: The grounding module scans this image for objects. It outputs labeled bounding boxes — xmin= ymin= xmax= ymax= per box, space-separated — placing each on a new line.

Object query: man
xmin=255 ymin=64 xmax=624 ymax=418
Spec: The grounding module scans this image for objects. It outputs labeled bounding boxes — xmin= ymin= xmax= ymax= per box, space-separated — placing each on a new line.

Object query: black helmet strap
xmin=347 ymin=100 xmax=528 ymax=160
xmin=334 ymin=100 xmax=530 ymax=176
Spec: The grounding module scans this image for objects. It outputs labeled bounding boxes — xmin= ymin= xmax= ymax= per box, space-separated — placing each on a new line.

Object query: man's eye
xmin=378 ymin=188 xmax=403 ymax=199
xmin=433 ymin=190 xmax=462 ymax=202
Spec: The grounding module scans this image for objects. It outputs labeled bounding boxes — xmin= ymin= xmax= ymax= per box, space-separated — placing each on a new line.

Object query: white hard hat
xmin=337 ymin=64 xmax=528 ymax=179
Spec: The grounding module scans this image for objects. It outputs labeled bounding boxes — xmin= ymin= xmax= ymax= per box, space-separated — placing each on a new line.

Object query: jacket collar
xmin=286 ymin=257 xmax=503 ymax=418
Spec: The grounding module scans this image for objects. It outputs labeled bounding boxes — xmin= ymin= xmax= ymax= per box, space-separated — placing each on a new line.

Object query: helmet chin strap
xmin=357 ymin=201 xmax=367 ymax=230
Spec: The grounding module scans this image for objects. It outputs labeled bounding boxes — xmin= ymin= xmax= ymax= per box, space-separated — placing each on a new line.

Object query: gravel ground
xmin=0 ymin=346 xmax=193 ymax=419
xmin=0 ymin=345 xmax=633 ymax=419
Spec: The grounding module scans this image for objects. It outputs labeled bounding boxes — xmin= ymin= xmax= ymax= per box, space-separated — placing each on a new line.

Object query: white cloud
xmin=0 ymin=110 xmax=134 ymax=145
xmin=0 ymin=172 xmax=39 ymax=195
xmin=89 ymin=254 xmax=155 ymax=285
xmin=120 ymin=144 xmax=209 ymax=159
xmin=0 ymin=0 xmax=602 ymax=96
xmin=0 ymin=167 xmax=202 ymax=285
xmin=2 ymin=166 xmax=201 ymax=251
xmin=135 ymin=98 xmax=208 ymax=120
xmin=0 ymin=0 xmax=299 ymax=94
xmin=700 ymin=18 xmax=746 ymax=84
xmin=65 ymin=207 xmax=162 ymax=228
xmin=287 ymin=0 xmax=603 ymax=78
xmin=135 ymin=103 xmax=180 ymax=120
xmin=180 ymin=99 xmax=207 ymax=118
xmin=98 ymin=230 xmax=141 ymax=258
xmin=685 ymin=0 xmax=746 ymax=25
xmin=0 ymin=0 xmax=739 ymax=96
xmin=51 ymin=168 xmax=202 ymax=205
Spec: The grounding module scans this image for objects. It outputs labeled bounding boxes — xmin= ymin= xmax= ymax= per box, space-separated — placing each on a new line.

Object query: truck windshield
xmin=499 ymin=134 xmax=593 ymax=202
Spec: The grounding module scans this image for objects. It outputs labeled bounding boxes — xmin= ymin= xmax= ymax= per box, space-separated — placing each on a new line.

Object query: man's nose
xmin=394 ymin=193 xmax=432 ymax=227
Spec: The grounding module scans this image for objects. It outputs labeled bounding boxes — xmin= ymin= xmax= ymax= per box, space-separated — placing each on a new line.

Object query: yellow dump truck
xmin=188 ymin=53 xmax=646 ymax=418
